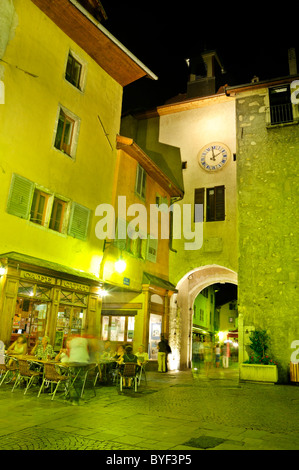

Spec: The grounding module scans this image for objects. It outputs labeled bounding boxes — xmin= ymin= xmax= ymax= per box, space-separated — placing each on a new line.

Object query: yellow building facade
xmin=98 ymin=134 xmax=183 ymax=359
xmin=0 ymin=0 xmax=156 ymax=351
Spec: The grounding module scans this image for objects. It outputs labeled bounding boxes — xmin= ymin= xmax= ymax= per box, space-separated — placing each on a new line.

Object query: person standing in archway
xmin=157 ymin=335 xmax=167 ymax=373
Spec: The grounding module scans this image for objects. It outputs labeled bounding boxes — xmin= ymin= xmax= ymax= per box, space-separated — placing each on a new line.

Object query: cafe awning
xmin=142 ymin=272 xmax=177 ymax=292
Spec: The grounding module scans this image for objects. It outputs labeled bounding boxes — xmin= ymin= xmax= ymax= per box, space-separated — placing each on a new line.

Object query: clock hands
xmin=210 ymin=149 xmax=223 ymax=161
xmin=210 ymin=147 xmax=216 ymax=161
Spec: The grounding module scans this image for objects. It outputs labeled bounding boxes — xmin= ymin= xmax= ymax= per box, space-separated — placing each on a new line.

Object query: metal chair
xmin=0 ymin=356 xmax=19 ymax=386
xmin=138 ymin=362 xmax=147 ymax=386
xmin=11 ymin=359 xmax=42 ymax=395
xmin=37 ymin=363 xmax=69 ymax=401
xmin=80 ymin=363 xmax=97 ymax=398
xmin=118 ymin=362 xmax=139 ymax=392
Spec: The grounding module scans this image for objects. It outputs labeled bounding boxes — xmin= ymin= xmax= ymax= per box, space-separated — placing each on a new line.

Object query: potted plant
xmin=240 ymin=329 xmax=278 ymax=383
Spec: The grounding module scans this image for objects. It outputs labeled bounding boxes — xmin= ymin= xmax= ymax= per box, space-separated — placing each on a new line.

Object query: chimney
xmin=186 ymin=50 xmax=225 ymax=99
xmin=288 ymin=48 xmax=297 ymax=76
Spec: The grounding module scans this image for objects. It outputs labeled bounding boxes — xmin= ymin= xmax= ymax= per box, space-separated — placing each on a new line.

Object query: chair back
xmin=122 ymin=362 xmax=138 ymax=377
xmin=18 ymin=359 xmax=31 ymax=376
xmin=44 ymin=363 xmax=65 ymax=382
xmin=0 ymin=341 xmax=5 ymax=364
xmin=6 ymin=356 xmax=19 ymax=371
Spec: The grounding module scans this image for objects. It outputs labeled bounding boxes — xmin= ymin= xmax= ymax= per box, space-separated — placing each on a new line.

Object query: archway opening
xmin=170 ymin=265 xmax=238 ymax=372
xmin=191 ymin=282 xmax=238 ymax=375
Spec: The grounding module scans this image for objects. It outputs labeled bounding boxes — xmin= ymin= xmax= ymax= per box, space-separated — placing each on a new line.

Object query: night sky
xmin=103 ymin=2 xmax=299 ymax=114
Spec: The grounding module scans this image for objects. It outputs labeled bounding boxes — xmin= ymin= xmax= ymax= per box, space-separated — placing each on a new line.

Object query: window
xmin=54 ymin=108 xmax=76 ymax=156
xmin=65 ymin=53 xmax=82 ymax=89
xmin=114 ymin=218 xmax=148 ymax=259
xmin=194 ymin=188 xmax=204 ymax=222
xmin=30 ymin=189 xmax=49 ymax=226
xmin=199 ymin=309 xmax=204 ymax=322
xmin=101 ymin=315 xmax=135 ymax=342
xmin=49 ymin=198 xmax=66 ymax=233
xmin=68 ymin=202 xmax=91 ymax=241
xmin=269 ymin=85 xmax=293 ymax=125
xmin=194 ymin=186 xmax=225 ymax=222
xmin=135 ymin=164 xmax=146 ymax=200
xmin=7 ymin=174 xmax=34 ymax=220
xmin=207 ymin=186 xmax=225 ymax=221
xmin=7 ymin=174 xmax=90 ymax=241
xmin=146 ymin=236 xmax=158 ymax=263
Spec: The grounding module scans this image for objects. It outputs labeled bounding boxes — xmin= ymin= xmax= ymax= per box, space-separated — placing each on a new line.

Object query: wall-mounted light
xmin=98 ymin=285 xmax=108 ymax=298
xmin=114 ymin=257 xmax=126 ymax=274
xmin=0 ymin=265 xmax=6 ymax=276
xmin=103 ymin=239 xmax=126 ymax=274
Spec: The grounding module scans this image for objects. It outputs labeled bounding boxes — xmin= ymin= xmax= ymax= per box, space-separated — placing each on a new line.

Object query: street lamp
xmin=114 ymin=257 xmax=126 ymax=274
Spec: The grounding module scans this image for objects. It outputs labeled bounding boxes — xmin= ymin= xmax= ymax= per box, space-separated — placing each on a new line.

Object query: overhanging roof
xmin=0 ymin=252 xmax=100 ymax=284
xmin=116 ymin=135 xmax=184 ymax=198
xmin=30 ymin=0 xmax=158 ymax=86
xmin=142 ymin=272 xmax=177 ymax=292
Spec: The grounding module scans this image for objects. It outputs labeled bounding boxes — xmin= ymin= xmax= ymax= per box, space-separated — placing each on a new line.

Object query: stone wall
xmin=236 ymin=89 xmax=299 ymax=382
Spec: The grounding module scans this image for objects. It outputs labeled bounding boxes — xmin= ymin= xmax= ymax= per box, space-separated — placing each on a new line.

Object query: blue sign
xmin=123 ymin=277 xmax=130 ymax=286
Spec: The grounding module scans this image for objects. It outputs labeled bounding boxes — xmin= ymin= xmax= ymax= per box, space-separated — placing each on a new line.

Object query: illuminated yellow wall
xmin=0 ymin=0 xmax=122 ymax=277
xmin=102 ymin=148 xmax=170 ymax=290
xmin=158 ymin=98 xmax=237 ymax=285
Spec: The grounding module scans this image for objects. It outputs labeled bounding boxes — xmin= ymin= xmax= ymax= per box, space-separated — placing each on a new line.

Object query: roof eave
xmin=30 ymin=0 xmax=157 ymax=86
xmin=116 ymin=135 xmax=184 ymax=198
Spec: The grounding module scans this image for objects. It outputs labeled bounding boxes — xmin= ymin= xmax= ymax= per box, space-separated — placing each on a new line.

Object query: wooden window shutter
xmin=215 ymin=185 xmax=225 ymax=221
xmin=194 ymin=188 xmax=204 ymax=222
xmin=7 ymin=174 xmax=34 ymax=219
xmin=146 ymin=236 xmax=158 ymax=263
xmin=68 ymin=202 xmax=90 ymax=240
xmin=114 ymin=218 xmax=127 ymax=251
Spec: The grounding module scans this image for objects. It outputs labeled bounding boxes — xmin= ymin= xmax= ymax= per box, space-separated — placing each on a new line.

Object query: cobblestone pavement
xmin=0 ymin=364 xmax=298 ymax=451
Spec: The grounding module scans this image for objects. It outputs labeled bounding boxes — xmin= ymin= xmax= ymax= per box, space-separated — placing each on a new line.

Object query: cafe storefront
xmin=0 ymin=252 xmax=102 ymax=351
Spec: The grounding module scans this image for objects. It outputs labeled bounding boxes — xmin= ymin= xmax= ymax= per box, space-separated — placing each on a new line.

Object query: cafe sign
xmin=20 ymin=271 xmax=89 ymax=292
xmin=61 ymin=280 xmax=89 ymax=292
xmin=20 ymin=270 xmax=56 ymax=285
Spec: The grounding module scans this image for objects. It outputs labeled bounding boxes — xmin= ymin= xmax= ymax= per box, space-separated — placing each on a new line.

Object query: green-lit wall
xmin=236 ymin=88 xmax=299 ymax=382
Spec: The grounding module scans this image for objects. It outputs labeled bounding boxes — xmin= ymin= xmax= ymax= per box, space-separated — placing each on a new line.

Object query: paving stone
xmin=0 ymin=427 xmax=136 ymax=451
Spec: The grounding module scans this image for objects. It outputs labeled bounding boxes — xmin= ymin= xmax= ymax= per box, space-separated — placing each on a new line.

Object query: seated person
xmin=99 ymin=340 xmax=112 ymax=359
xmin=7 ymin=334 xmax=28 ymax=356
xmin=135 ymin=345 xmax=149 ymax=366
xmin=118 ymin=345 xmax=141 ymax=387
xmin=31 ymin=336 xmax=54 ymax=361
xmin=113 ymin=344 xmax=125 ymax=363
xmin=55 ymin=348 xmax=69 ymax=363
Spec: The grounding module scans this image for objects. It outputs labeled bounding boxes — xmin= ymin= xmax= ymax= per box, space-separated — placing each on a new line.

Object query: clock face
xmin=198 ymin=142 xmax=230 ymax=172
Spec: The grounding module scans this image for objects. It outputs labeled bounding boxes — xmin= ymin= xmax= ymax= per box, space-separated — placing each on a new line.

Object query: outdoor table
xmin=97 ymin=359 xmax=117 ymax=384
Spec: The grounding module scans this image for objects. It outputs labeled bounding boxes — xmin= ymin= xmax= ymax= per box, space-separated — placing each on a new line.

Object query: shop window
xmin=101 ymin=315 xmax=135 ymax=343
xmin=12 ymin=297 xmax=49 ymax=349
xmin=149 ymin=313 xmax=162 ymax=360
xmin=135 ymin=164 xmax=146 ymax=200
xmin=65 ymin=52 xmax=82 ymax=89
xmin=56 ymin=306 xmax=86 ymax=337
xmin=30 ymin=189 xmax=50 ymax=226
xmin=49 ymin=198 xmax=66 ymax=233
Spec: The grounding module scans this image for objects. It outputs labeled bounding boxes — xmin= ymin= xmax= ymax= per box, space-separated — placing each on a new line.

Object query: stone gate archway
xmin=169 ymin=265 xmax=238 ymax=370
